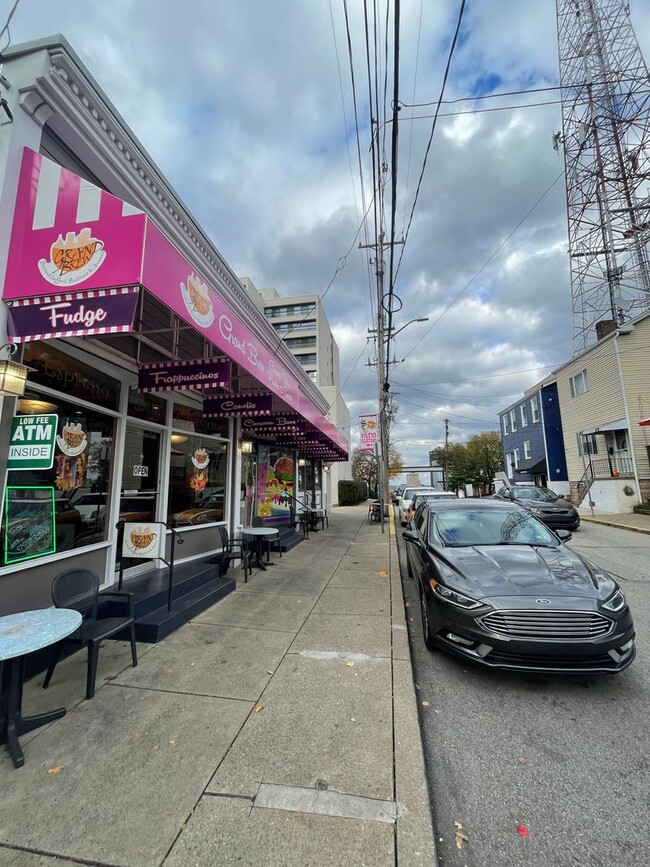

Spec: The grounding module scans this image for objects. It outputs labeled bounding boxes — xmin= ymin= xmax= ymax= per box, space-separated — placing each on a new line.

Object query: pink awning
xmin=3 ymin=148 xmax=347 ymax=456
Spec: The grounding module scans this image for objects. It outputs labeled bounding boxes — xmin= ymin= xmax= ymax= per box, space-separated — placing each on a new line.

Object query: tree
xmin=465 ymin=431 xmax=503 ymax=494
xmin=430 ymin=432 xmax=503 ymax=494
xmin=351 ymin=445 xmax=403 ymax=495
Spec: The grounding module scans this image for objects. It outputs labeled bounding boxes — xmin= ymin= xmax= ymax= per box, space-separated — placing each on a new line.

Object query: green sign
xmin=4 ymin=486 xmax=56 ymax=565
xmin=8 ymin=414 xmax=58 ymax=470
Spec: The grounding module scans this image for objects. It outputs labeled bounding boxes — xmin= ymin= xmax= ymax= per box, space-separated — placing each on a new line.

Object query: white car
xmin=398 ymin=487 xmax=436 ymax=526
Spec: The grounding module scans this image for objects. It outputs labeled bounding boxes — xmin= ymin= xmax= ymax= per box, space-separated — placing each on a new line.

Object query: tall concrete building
xmin=241 ymin=279 xmax=351 ymax=507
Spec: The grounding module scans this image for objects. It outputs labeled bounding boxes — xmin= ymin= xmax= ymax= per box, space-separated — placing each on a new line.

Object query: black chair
xmin=218 ymin=525 xmax=253 ymax=582
xmin=43 ymin=568 xmax=137 ymax=701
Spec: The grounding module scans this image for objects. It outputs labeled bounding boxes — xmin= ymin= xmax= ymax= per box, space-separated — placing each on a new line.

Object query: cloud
xmin=6 ymin=0 xmax=650 ymax=472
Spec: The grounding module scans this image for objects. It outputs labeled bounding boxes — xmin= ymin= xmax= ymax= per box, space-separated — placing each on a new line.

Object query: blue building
xmin=498 ymin=378 xmax=569 ymax=495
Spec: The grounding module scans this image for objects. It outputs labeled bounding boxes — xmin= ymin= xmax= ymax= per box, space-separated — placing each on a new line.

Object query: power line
xmin=0 ymin=0 xmax=23 ymax=55
xmin=401 ymin=169 xmax=565 ymax=364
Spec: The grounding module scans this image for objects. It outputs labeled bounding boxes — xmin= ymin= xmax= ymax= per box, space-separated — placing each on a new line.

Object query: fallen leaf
xmin=379 ymin=571 xmax=388 ymax=577
xmin=190 ymin=662 xmax=196 ymax=667
xmin=346 ymin=661 xmax=355 ymax=667
xmin=454 ymin=821 xmax=463 ymax=830
xmin=47 ymin=765 xmax=64 ymax=775
xmin=350 ymin=717 xmax=357 ymax=723
xmin=422 ymin=701 xmax=430 ymax=707
xmin=168 ymin=739 xmax=176 ymax=746
xmin=450 ymin=742 xmax=458 ymax=749
xmin=434 ymin=709 xmax=441 ymax=714
xmin=267 ymin=670 xmax=273 ymax=675
xmin=414 ymin=683 xmax=420 ymax=689
xmin=153 ymin=745 xmax=159 ymax=750
xmin=254 ymin=705 xmax=264 ymax=713
xmin=518 ymin=756 xmax=527 ymax=764
xmin=517 ymin=824 xmax=529 ymax=837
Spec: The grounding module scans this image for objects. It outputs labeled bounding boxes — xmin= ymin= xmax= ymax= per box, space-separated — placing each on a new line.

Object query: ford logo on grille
xmin=536 ymin=599 xmax=552 ymax=605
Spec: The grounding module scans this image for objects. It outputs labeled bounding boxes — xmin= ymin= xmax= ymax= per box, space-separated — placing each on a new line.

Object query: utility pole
xmin=443 ymin=418 xmax=449 ymax=491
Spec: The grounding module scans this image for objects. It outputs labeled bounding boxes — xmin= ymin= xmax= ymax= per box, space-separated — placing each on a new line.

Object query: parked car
xmin=398 ymin=486 xmax=436 ymax=526
xmin=71 ymin=492 xmax=108 ymax=529
xmin=406 ymin=491 xmax=457 ymax=525
xmin=493 ymin=485 xmax=580 ymax=531
xmin=402 ymin=498 xmax=635 ymax=673
xmin=170 ymin=493 xmax=224 ymax=526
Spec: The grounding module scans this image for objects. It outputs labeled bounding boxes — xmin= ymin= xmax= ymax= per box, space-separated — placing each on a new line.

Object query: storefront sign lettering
xmin=8 ymin=415 xmax=58 ymax=470
xmin=6 ymin=288 xmax=139 ymax=343
xmin=138 ymin=358 xmax=231 ymax=393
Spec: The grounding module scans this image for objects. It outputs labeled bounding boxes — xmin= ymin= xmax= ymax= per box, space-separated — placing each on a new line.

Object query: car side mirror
xmin=402 ymin=530 xmax=420 ymax=545
xmin=555 ymin=529 xmax=572 ymax=542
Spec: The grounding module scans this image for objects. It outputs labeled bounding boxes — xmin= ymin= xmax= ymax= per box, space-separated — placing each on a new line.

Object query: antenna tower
xmin=556 ymin=0 xmax=650 ymax=354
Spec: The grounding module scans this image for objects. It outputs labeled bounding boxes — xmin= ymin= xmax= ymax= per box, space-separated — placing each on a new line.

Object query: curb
xmin=388 ymin=511 xmax=439 ymax=866
xmin=579 ymin=516 xmax=650 ymax=536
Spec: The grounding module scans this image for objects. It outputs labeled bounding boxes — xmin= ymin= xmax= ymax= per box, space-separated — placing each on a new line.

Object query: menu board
xmin=3 ymin=486 xmax=56 ymax=565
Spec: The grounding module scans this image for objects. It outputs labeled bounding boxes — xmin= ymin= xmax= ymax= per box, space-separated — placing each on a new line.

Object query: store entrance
xmin=116 ymin=423 xmax=162 ymax=574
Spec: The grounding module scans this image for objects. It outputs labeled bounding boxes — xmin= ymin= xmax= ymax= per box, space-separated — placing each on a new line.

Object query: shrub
xmin=338 ymin=480 xmax=368 ymax=505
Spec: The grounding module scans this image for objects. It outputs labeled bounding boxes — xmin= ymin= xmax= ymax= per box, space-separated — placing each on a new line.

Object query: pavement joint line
xmin=253 ymin=783 xmax=401 ymax=825
xmin=187 ymin=620 xmax=299 ymax=635
xmin=0 ymin=841 xmax=121 ymax=867
xmin=295 ymin=650 xmax=389 ymax=663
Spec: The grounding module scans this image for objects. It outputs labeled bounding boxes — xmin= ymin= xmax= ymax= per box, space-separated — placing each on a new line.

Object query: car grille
xmin=479 ymin=609 xmax=613 ymax=640
xmin=483 ymin=650 xmax=619 ymax=671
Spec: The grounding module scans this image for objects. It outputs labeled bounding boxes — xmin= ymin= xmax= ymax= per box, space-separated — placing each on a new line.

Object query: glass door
xmin=116 ymin=423 xmax=162 ymax=573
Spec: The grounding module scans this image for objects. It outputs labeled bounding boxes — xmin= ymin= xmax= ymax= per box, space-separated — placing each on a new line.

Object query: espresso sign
xmin=139 ymin=357 xmax=231 ymax=393
xmin=203 ymin=393 xmax=273 ymax=418
xmin=6 ymin=287 xmax=139 ymax=342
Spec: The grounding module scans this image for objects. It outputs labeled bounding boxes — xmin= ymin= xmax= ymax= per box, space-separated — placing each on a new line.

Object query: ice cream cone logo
xmin=38 ymin=228 xmax=106 ymax=286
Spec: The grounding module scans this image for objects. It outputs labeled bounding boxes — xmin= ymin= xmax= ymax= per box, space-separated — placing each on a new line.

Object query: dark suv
xmin=493 ymin=485 xmax=580 ymax=531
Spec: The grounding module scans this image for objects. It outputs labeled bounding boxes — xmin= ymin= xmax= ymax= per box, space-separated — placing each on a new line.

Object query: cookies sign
xmin=122 ymin=522 xmax=166 ymax=559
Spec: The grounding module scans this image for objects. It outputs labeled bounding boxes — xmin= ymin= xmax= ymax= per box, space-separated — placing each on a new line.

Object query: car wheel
xmin=419 ymin=584 xmax=436 ymax=651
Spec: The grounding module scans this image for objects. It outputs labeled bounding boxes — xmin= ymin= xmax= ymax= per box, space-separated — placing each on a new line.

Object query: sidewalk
xmin=0 ymin=504 xmax=437 ymax=867
xmin=578 ymin=509 xmax=650 ymax=535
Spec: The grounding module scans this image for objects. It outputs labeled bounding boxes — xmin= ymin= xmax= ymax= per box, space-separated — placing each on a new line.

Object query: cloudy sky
xmin=3 ymin=0 xmax=650 ymax=470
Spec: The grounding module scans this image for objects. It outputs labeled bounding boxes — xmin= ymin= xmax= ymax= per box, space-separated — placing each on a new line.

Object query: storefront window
xmin=168 ymin=436 xmax=228 ymax=527
xmin=22 ymin=341 xmax=120 ymax=412
xmin=2 ymin=394 xmax=115 ymax=567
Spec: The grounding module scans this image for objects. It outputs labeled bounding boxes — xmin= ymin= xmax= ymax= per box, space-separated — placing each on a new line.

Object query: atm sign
xmin=8 ymin=414 xmax=58 ymax=470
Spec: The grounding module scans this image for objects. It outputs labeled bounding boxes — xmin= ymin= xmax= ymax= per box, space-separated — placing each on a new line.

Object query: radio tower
xmin=555 ymin=0 xmax=650 ymax=354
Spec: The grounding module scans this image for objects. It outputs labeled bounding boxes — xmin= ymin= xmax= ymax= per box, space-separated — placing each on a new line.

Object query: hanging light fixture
xmin=240 ymin=439 xmax=254 ymax=454
xmin=0 ymin=343 xmax=33 ymax=398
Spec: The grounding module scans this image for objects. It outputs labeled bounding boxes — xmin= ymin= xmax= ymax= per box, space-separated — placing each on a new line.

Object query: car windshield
xmin=430 ymin=507 xmax=559 ymax=547
xmin=511 ymin=487 xmax=558 ymax=502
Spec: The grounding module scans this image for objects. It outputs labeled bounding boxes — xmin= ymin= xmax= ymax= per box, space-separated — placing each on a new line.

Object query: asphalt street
xmin=396 ymin=518 xmax=650 ymax=867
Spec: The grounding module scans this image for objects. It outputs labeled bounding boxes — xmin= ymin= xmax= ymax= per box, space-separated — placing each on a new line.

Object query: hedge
xmin=338 ymin=480 xmax=368 ymax=505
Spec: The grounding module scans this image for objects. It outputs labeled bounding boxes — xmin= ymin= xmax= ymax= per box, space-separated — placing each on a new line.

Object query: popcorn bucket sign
xmin=122 ymin=522 xmax=166 ymax=559
xmin=359 ymin=414 xmax=379 ymax=452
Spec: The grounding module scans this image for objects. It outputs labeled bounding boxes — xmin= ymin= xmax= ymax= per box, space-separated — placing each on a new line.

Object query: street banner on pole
xmin=359 ymin=414 xmax=379 ymax=452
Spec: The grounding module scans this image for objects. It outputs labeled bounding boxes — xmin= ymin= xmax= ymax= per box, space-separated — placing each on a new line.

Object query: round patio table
xmin=242 ymin=527 xmax=279 ymax=571
xmin=0 ymin=608 xmax=82 ymax=769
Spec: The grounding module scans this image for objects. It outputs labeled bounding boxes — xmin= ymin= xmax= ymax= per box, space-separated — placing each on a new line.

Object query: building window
xmin=524 ymin=441 xmax=531 ymax=460
xmin=3 ymin=393 xmax=116 ymax=567
xmin=295 ymin=353 xmax=317 ymax=366
xmin=264 ymin=303 xmax=317 ymax=318
xmin=503 ymin=414 xmax=509 ymax=435
xmin=578 ymin=433 xmax=598 ymax=457
xmin=520 ymin=403 xmax=528 ymax=427
xmin=513 ymin=448 xmax=520 ymax=469
xmin=531 ymin=397 xmax=539 ymax=423
xmin=167 ymin=438 xmax=228 ymax=526
xmin=273 ymin=320 xmax=316 ymax=334
xmin=307 ymin=370 xmax=318 ymax=383
xmin=569 ymin=369 xmax=589 ymax=397
xmin=285 ymin=336 xmax=317 ymax=350
xmin=510 ymin=410 xmax=517 ymax=432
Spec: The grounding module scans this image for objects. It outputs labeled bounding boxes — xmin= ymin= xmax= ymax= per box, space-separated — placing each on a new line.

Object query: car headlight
xmin=603 ymin=588 xmax=626 ymax=612
xmin=527 ymin=506 xmax=544 ymax=515
xmin=431 ymin=581 xmax=482 ymax=610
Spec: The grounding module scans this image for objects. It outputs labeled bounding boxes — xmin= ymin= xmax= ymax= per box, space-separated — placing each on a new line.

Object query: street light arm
xmin=389 ymin=317 xmax=429 ymax=339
